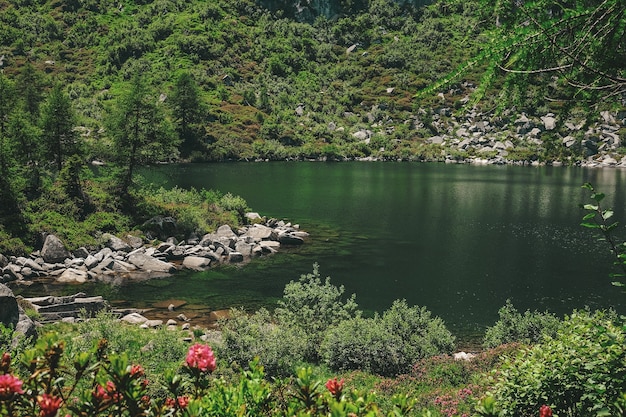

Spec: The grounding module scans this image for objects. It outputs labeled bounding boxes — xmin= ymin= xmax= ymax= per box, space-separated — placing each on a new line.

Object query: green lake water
xmin=26 ymin=162 xmax=626 ymax=341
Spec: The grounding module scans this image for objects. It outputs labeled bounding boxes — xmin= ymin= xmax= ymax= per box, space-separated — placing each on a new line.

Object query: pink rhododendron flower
xmin=130 ymin=364 xmax=144 ymax=377
xmin=166 ymin=396 xmax=190 ymax=409
xmin=38 ymin=393 xmax=62 ymax=417
xmin=325 ymin=377 xmax=344 ymax=397
xmin=185 ymin=343 xmax=216 ymax=372
xmin=540 ymin=405 xmax=553 ymax=417
xmin=0 ymin=374 xmax=24 ymax=399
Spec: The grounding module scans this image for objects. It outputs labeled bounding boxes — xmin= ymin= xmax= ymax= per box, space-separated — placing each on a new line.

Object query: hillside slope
xmin=0 ymin=0 xmax=623 ymax=164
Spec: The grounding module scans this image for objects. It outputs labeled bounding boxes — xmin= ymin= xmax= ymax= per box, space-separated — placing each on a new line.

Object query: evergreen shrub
xmin=483 ymin=300 xmax=561 ymax=348
xmin=491 ymin=310 xmax=626 ymax=416
xmin=321 ymin=300 xmax=455 ymax=376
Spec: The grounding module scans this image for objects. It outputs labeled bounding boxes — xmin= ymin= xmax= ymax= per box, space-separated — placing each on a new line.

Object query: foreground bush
xmin=322 ymin=300 xmax=455 ymax=376
xmin=275 ymin=263 xmax=361 ymax=362
xmin=0 ymin=333 xmax=416 ymax=416
xmin=220 ymin=307 xmax=307 ymax=377
xmin=483 ymin=300 xmax=562 ymax=348
xmin=489 ymin=310 xmax=626 ymax=416
xmin=222 ymin=266 xmax=454 ymax=378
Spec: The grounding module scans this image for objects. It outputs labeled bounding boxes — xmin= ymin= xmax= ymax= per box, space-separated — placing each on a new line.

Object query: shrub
xmin=483 ymin=300 xmax=562 ymax=348
xmin=491 ymin=310 xmax=626 ymax=416
xmin=275 ymin=264 xmax=361 ymax=362
xmin=218 ymin=308 xmax=306 ymax=377
xmin=321 ymin=300 xmax=455 ymax=376
xmin=218 ymin=192 xmax=250 ymax=224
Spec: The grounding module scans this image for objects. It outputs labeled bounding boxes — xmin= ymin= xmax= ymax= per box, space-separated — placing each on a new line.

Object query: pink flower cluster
xmin=165 ymin=396 xmax=190 ymax=409
xmin=0 ymin=373 xmax=24 ymax=399
xmin=325 ymin=377 xmax=345 ymax=398
xmin=540 ymin=405 xmax=553 ymax=417
xmin=93 ymin=381 xmax=121 ymax=404
xmin=185 ymin=343 xmax=216 ymax=373
xmin=38 ymin=393 xmax=62 ymax=417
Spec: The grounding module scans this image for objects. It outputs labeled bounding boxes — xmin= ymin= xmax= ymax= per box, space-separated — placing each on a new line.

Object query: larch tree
xmin=40 ymin=84 xmax=81 ymax=172
xmin=109 ymin=75 xmax=177 ymax=198
xmin=418 ymin=0 xmax=625 ymax=108
xmin=169 ymin=71 xmax=206 ymax=157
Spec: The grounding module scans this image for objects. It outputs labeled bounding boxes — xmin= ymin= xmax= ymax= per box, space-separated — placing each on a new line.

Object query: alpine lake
xmin=23 ymin=162 xmax=626 ymax=345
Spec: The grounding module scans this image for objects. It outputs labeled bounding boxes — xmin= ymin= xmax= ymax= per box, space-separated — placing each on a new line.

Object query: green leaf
xmin=591 ymin=192 xmax=605 ymax=202
xmin=611 ymin=281 xmax=625 ymax=287
xmin=582 ymin=212 xmax=596 ymax=220
xmin=580 ymin=222 xmax=599 ymax=229
xmin=601 ymin=210 xmax=614 ymax=220
xmin=583 ymin=204 xmax=599 ymax=211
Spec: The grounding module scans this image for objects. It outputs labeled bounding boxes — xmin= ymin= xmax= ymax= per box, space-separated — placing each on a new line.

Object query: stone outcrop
xmin=24 ymin=293 xmax=110 ymax=323
xmin=41 ymin=234 xmax=71 ymax=263
xmin=1 ymin=216 xmax=308 ymax=286
xmin=338 ymin=107 xmax=625 ymax=168
xmin=0 ymin=283 xmax=19 ymax=329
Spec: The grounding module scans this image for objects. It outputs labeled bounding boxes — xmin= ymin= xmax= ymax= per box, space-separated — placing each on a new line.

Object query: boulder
xmin=14 ymin=311 xmax=37 ymax=342
xmin=215 ymin=224 xmax=237 ymax=238
xmin=121 ymin=312 xmax=148 ymax=325
xmin=102 ymin=233 xmax=132 ymax=252
xmin=126 ymin=235 xmax=144 ymax=249
xmin=278 ymin=233 xmax=305 ymax=245
xmin=541 ymin=115 xmax=557 ymax=130
xmin=127 ymin=249 xmax=176 ymax=273
xmin=0 ymin=283 xmax=19 ymax=329
xmin=73 ymin=247 xmax=90 ymax=259
xmin=0 ymin=254 xmax=8 ymax=268
xmin=244 ymin=224 xmax=273 ymax=240
xmin=41 ymin=234 xmax=71 ymax=263
xmin=235 ymin=241 xmax=253 ymax=257
xmin=57 ymin=268 xmax=89 ymax=284
xmin=142 ymin=216 xmax=177 ymax=240
xmin=182 ymin=256 xmax=212 ymax=270
xmin=228 ymin=252 xmax=244 ymax=263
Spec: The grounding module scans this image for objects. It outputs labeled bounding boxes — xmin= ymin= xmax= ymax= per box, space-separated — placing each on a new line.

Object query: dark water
xmin=25 ymin=162 xmax=626 ymax=341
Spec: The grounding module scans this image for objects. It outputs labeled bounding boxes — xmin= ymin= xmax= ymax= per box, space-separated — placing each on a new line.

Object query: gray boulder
xmin=0 ymin=283 xmax=19 ymax=329
xmin=57 ymin=268 xmax=89 ymax=284
xmin=216 ymin=224 xmax=237 ymax=238
xmin=541 ymin=115 xmax=557 ymax=130
xmin=102 ymin=233 xmax=132 ymax=252
xmin=41 ymin=234 xmax=71 ymax=263
xmin=127 ymin=249 xmax=176 ymax=273
xmin=73 ymin=247 xmax=90 ymax=259
xmin=244 ymin=224 xmax=273 ymax=240
xmin=142 ymin=216 xmax=177 ymax=240
xmin=182 ymin=256 xmax=212 ymax=270
xmin=278 ymin=233 xmax=305 ymax=245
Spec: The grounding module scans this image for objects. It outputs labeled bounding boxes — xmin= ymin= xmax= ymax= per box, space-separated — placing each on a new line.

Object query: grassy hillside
xmin=0 ymin=0 xmax=496 ymax=162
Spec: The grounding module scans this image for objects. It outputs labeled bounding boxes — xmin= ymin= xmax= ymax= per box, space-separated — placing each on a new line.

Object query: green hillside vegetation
xmin=0 ymin=0 xmax=623 ymax=249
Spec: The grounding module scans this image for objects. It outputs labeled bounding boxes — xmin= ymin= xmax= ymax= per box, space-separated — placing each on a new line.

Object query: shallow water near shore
xmin=19 ymin=162 xmax=626 ymax=345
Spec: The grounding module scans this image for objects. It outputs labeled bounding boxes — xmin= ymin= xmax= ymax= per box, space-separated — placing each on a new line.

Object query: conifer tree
xmin=40 ymin=84 xmax=81 ymax=172
xmin=109 ymin=75 xmax=177 ymax=197
xmin=169 ymin=72 xmax=205 ymax=157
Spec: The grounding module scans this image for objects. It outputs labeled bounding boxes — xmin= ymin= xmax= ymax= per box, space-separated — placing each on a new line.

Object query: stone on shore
xmin=57 ymin=268 xmax=90 ymax=284
xmin=102 ymin=233 xmax=132 ymax=252
xmin=41 ymin=234 xmax=71 ymax=263
xmin=182 ymin=256 xmax=212 ymax=270
xmin=127 ymin=248 xmax=176 ymax=273
xmin=0 ymin=283 xmax=19 ymax=328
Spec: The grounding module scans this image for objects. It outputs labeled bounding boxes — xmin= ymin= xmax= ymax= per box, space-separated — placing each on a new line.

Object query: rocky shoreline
xmin=322 ymin=109 xmax=625 ymax=168
xmin=0 ymin=214 xmax=308 ymax=339
xmin=1 ymin=214 xmax=308 ymax=287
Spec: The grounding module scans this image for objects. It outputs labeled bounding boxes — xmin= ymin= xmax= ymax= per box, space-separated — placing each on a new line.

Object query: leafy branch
xmin=580 ymin=182 xmax=626 ymax=287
